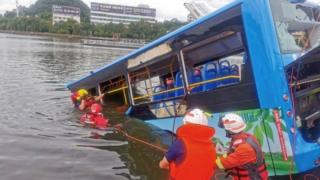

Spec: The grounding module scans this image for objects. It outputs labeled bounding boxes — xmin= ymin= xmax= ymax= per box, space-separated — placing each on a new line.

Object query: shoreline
xmin=0 ymin=30 xmax=145 ymax=49
xmin=0 ymin=30 xmax=86 ymax=39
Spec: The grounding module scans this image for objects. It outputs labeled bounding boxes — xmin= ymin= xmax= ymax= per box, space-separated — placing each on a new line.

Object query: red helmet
xmin=71 ymin=92 xmax=80 ymax=103
xmin=91 ymin=103 xmax=102 ymax=114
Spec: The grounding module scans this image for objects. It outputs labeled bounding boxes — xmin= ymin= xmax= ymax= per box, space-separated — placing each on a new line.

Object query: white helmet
xmin=221 ymin=113 xmax=246 ymax=133
xmin=183 ymin=108 xmax=208 ymax=126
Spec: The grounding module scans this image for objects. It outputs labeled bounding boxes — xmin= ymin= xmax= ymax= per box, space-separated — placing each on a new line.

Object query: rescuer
xmin=159 ymin=108 xmax=216 ymax=180
xmin=80 ymin=103 xmax=109 ymax=129
xmin=71 ymin=89 xmax=104 ymax=111
xmin=216 ymin=113 xmax=268 ymax=180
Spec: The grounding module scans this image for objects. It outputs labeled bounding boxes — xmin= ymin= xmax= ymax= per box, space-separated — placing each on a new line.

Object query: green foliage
xmin=242 ymin=109 xmax=287 ymax=147
xmin=262 ymin=122 xmax=274 ymax=142
xmin=253 ymin=124 xmax=264 ymax=147
xmin=0 ymin=0 xmax=186 ymax=40
xmin=27 ymin=0 xmax=90 ymax=23
xmin=51 ymin=19 xmax=80 ymax=34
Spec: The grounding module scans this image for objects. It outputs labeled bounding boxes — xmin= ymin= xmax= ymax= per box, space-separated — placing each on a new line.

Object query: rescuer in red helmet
xmin=216 ymin=113 xmax=268 ymax=180
xmin=80 ymin=103 xmax=109 ymax=129
xmin=71 ymin=89 xmax=105 ymax=111
xmin=159 ymin=108 xmax=216 ymax=180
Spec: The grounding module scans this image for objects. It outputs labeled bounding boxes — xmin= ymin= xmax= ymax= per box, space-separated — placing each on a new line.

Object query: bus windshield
xmin=270 ymin=0 xmax=320 ymax=53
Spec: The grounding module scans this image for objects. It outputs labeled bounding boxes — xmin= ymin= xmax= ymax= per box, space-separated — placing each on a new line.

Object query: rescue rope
xmin=114 ymin=126 xmax=167 ymax=153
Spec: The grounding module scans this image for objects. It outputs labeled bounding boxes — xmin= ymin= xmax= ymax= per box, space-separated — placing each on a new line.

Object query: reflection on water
xmin=0 ymin=33 xmax=169 ymax=180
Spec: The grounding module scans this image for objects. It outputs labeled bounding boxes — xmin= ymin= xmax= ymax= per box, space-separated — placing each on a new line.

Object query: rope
xmin=114 ymin=127 xmax=167 ymax=153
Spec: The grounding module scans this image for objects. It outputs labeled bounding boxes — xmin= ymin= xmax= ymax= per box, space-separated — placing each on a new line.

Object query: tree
xmin=52 ymin=19 xmax=80 ymax=34
xmin=4 ymin=11 xmax=16 ymax=18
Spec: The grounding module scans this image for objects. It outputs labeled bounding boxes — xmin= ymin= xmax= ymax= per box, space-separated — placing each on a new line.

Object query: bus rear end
xmin=269 ymin=0 xmax=320 ymax=176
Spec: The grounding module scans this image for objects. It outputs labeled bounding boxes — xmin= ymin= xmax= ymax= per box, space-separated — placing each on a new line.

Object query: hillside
xmin=27 ymin=0 xmax=90 ymax=22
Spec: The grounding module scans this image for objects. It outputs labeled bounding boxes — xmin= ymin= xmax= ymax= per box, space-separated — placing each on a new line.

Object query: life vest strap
xmin=231 ymin=163 xmax=267 ymax=177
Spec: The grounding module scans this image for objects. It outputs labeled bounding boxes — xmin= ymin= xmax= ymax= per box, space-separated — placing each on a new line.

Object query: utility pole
xmin=16 ymin=0 xmax=19 ymax=17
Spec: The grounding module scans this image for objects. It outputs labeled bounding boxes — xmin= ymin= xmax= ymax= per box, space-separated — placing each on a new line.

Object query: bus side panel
xmin=146 ymin=108 xmax=294 ymax=176
xmin=241 ymin=0 xmax=298 ymax=174
xmin=242 ymin=0 xmax=320 ymax=174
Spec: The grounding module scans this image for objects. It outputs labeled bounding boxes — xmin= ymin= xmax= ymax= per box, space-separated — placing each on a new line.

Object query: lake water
xmin=0 ymin=33 xmax=169 ymax=180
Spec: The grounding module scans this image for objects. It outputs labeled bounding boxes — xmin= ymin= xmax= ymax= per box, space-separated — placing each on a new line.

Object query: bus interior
xmin=126 ymin=5 xmax=260 ymax=120
xmin=286 ymin=46 xmax=320 ymax=142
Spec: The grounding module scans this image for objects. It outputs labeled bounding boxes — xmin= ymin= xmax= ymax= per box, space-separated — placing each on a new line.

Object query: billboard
xmin=91 ymin=2 xmax=156 ymax=17
xmin=52 ymin=5 xmax=80 ymax=16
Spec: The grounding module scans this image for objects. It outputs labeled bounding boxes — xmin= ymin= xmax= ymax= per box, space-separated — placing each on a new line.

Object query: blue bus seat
xmin=219 ymin=60 xmax=231 ymax=85
xmin=230 ymin=64 xmax=240 ymax=83
xmin=204 ymin=62 xmax=219 ymax=91
xmin=175 ymin=72 xmax=185 ymax=97
xmin=166 ymin=86 xmax=175 ymax=98
xmin=190 ymin=68 xmax=204 ymax=93
xmin=152 ymin=86 xmax=165 ymax=101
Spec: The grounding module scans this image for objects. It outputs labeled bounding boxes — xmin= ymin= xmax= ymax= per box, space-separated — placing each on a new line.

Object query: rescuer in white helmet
xmin=216 ymin=113 xmax=268 ymax=180
xmin=159 ymin=108 xmax=217 ymax=180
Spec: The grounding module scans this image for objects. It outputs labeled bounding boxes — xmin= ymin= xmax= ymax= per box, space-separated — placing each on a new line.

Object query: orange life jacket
xmin=169 ymin=124 xmax=216 ymax=180
xmin=228 ymin=133 xmax=268 ymax=180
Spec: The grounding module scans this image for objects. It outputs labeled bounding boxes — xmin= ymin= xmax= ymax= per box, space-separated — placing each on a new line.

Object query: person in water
xmin=159 ymin=108 xmax=216 ymax=180
xmin=80 ymin=103 xmax=109 ymax=129
xmin=71 ymin=89 xmax=105 ymax=111
xmin=216 ymin=113 xmax=268 ymax=180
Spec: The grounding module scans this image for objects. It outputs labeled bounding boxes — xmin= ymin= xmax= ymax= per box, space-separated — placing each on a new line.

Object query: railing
xmin=132 ymin=75 xmax=240 ymax=101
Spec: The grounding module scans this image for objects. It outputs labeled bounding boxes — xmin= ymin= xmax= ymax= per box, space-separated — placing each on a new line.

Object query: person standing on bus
xmin=71 ymin=89 xmax=105 ymax=111
xmin=159 ymin=108 xmax=216 ymax=180
xmin=216 ymin=113 xmax=268 ymax=180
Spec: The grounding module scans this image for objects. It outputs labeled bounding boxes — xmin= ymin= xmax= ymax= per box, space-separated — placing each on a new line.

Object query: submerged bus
xmin=67 ymin=0 xmax=320 ymax=177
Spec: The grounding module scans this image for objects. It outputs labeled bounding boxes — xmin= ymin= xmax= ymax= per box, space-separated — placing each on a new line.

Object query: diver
xmin=159 ymin=108 xmax=216 ymax=180
xmin=80 ymin=103 xmax=109 ymax=129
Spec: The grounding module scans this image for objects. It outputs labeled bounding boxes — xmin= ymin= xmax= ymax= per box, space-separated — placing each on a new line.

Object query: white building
xmin=90 ymin=2 xmax=156 ymax=25
xmin=184 ymin=0 xmax=234 ymax=21
xmin=52 ymin=5 xmax=81 ymax=24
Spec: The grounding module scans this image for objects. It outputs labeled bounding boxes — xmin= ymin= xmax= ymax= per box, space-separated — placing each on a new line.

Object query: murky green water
xmin=0 ymin=33 xmax=170 ymax=180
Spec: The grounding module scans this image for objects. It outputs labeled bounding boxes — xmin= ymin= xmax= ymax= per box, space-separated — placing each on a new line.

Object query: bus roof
xmin=66 ymin=0 xmax=243 ymax=91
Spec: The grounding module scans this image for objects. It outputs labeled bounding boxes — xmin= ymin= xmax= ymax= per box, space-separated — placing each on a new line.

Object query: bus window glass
xmin=270 ymin=0 xmax=320 ymax=53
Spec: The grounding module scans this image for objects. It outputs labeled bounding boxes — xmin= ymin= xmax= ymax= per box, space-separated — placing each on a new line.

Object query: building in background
xmin=184 ymin=0 xmax=233 ymax=21
xmin=52 ymin=5 xmax=81 ymax=24
xmin=90 ymin=2 xmax=156 ymax=25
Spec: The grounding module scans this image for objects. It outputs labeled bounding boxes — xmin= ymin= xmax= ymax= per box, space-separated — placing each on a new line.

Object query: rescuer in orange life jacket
xmin=80 ymin=103 xmax=109 ymax=129
xmin=216 ymin=113 xmax=269 ymax=180
xmin=159 ymin=108 xmax=216 ymax=180
xmin=71 ymin=89 xmax=105 ymax=111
